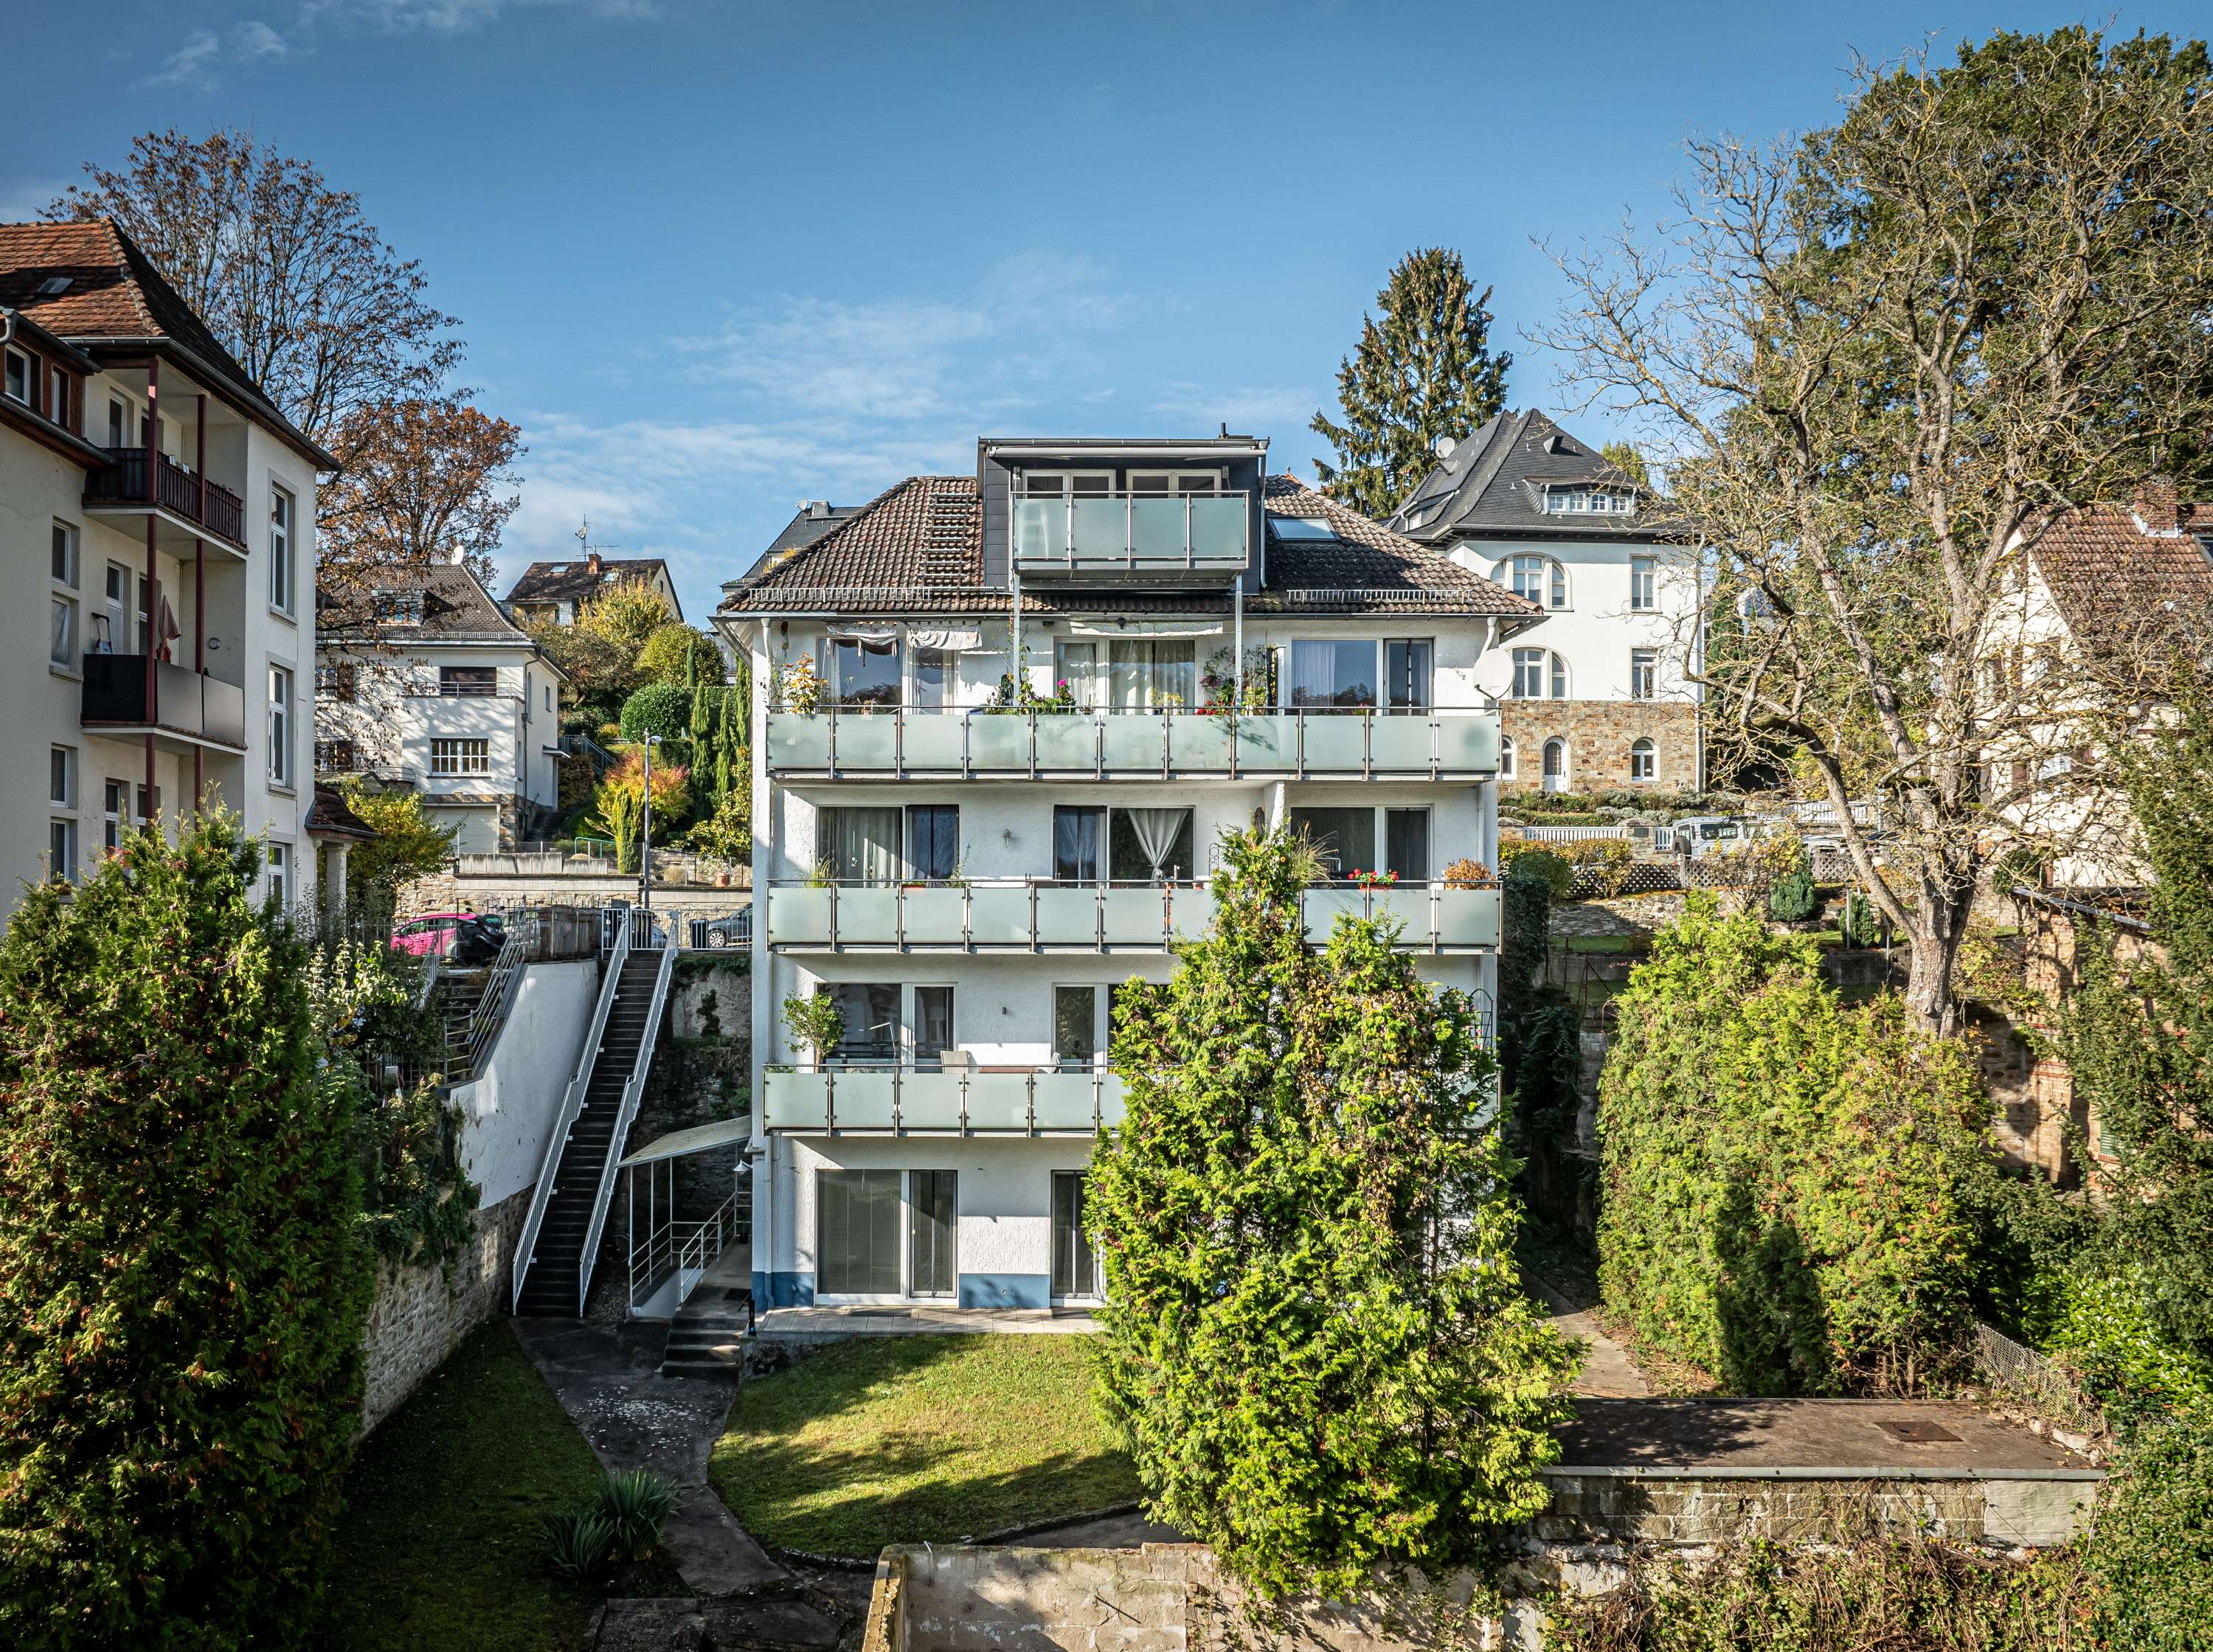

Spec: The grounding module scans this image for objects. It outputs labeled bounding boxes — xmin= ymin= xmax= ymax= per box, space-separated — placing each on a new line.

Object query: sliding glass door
xmin=907 ymin=1170 xmax=957 ymax=1298
xmin=817 ymin=1170 xmax=901 ymax=1295
xmin=1052 ymin=1171 xmax=1100 ymax=1299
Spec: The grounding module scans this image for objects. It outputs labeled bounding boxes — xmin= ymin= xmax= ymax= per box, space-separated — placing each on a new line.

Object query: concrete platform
xmin=756 ymin=1305 xmax=1098 ymax=1341
xmin=1554 ymin=1398 xmax=2099 ymax=1477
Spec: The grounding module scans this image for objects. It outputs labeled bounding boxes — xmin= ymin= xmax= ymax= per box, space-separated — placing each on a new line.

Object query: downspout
xmin=142 ymin=357 xmax=159 ymax=813
xmin=1232 ymin=576 xmax=1244 ymax=704
xmin=193 ymin=393 xmax=206 ymax=812
xmin=1008 ymin=473 xmax=1024 ymax=694
xmin=754 ymin=614 xmax=775 ymax=1305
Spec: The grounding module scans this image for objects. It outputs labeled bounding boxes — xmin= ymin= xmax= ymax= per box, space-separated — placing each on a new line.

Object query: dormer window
xmin=1543 ymin=485 xmax=1634 ymax=516
xmin=371 ymin=589 xmax=426 ymax=624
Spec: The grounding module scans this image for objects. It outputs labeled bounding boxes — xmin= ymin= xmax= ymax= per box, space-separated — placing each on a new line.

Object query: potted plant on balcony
xmin=1350 ymin=868 xmax=1398 ymax=889
xmin=776 ymin=657 xmax=822 ymax=716
xmin=1442 ymin=857 xmax=1495 ymax=888
xmin=780 ymin=991 xmax=845 ymax=1071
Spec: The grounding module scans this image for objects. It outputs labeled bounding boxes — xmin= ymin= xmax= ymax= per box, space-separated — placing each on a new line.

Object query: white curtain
xmin=825 ymin=808 xmax=901 ymax=884
xmin=1108 ymin=641 xmax=1195 ymax=709
xmin=1126 ymin=808 xmax=1187 ymax=880
xmin=1290 ymin=641 xmax=1337 ymax=707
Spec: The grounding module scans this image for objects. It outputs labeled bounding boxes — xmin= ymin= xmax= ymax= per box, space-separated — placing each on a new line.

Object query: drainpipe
xmin=1232 ymin=577 xmax=1244 ymax=704
xmin=143 ymin=358 xmax=159 ymax=810
xmin=193 ymin=394 xmax=205 ymax=811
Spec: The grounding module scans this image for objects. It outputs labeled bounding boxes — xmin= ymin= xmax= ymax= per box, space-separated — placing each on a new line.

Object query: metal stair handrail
xmin=457 ymin=917 xmax=534 ymax=1080
xmin=574 ymin=917 xmax=676 ymax=1315
xmin=511 ymin=912 xmax=631 ymax=1312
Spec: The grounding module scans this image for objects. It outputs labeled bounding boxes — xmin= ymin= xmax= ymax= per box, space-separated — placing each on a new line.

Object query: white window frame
xmin=48 ymin=818 xmax=77 ymax=882
xmin=269 ymin=483 xmax=295 ymax=614
xmin=1630 ymin=648 xmax=1658 ymax=701
xmin=1630 ymin=738 xmax=1657 ymax=782
xmin=1542 ymin=738 xmax=1570 ymax=788
xmin=50 ymin=594 xmax=77 ymax=672
xmin=430 ymin=738 xmax=492 ymax=777
xmin=49 ymin=745 xmax=76 ymax=809
xmin=1630 ymin=555 xmax=1657 ymax=611
xmin=1542 ymin=485 xmax=1635 ymax=516
xmin=267 ymin=840 xmax=292 ymax=906
xmin=1019 ymin=469 xmax=1116 ymax=499
xmin=1499 ymin=735 xmax=1517 ymax=780
xmin=1126 ymin=468 xmax=1226 ymax=496
xmin=269 ymin=665 xmax=294 ymax=788
xmin=1500 ymin=555 xmax=1570 ymax=610
xmin=51 ymin=521 xmax=78 ymax=588
xmin=2 ymin=347 xmax=28 ymax=405
xmin=103 ymin=780 xmax=127 ymax=852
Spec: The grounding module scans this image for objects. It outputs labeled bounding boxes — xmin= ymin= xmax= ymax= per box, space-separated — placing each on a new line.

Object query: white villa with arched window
xmin=1391 ymin=411 xmax=1703 ymax=794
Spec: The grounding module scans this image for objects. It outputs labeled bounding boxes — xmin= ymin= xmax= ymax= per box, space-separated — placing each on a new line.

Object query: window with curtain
xmin=822 ymin=807 xmax=901 ymax=884
xmin=1054 ymin=806 xmax=1104 ymax=882
xmin=825 ymin=982 xmax=899 ymax=1063
xmin=1106 ymin=640 xmax=1194 ymax=709
xmin=1289 ymin=806 xmax=1375 ymax=878
xmin=906 ymin=805 xmax=958 ymax=881
xmin=1385 ymin=810 xmax=1430 ymax=881
xmin=1108 ymin=807 xmax=1194 ymax=881
xmin=912 ymin=646 xmax=952 ymax=709
xmin=1055 ymin=639 xmax=1103 ymax=708
xmin=831 ymin=636 xmax=901 ymax=706
xmin=1385 ymin=639 xmax=1432 ymax=710
xmin=1290 ymin=639 xmax=1376 ymax=709
xmin=818 ymin=1170 xmax=901 ymax=1295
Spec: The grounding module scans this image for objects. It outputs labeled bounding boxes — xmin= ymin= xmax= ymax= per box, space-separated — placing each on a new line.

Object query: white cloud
xmin=236 ymin=20 xmax=289 ymax=59
xmin=298 ymin=0 xmax=660 ymax=33
xmin=1149 ymin=381 xmax=1322 ymax=432
xmin=145 ymin=30 xmax=221 ymax=88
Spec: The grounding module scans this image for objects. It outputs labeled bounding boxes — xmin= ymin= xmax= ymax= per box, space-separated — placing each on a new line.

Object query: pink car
xmin=389 ymin=912 xmax=502 ymax=962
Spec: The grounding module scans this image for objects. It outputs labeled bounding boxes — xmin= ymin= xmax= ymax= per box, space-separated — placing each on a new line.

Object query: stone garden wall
xmin=359 ymin=1187 xmax=531 ymax=1435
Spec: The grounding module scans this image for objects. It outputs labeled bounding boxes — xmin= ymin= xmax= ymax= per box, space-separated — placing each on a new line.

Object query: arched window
xmin=1542 ymin=738 xmax=1568 ymax=792
xmin=1499 ymin=735 xmax=1517 ymax=780
xmin=1510 ymin=648 xmax=1570 ymax=700
xmin=1630 ymin=738 xmax=1657 ymax=782
xmin=1498 ymin=554 xmax=1569 ymax=610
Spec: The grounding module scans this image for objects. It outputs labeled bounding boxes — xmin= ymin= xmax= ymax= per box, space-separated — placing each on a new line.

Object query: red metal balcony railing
xmin=83 ymin=448 xmax=246 ymax=547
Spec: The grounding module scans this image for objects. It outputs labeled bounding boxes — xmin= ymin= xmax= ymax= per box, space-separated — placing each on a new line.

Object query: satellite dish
xmin=1433 ymin=434 xmax=1456 ymax=458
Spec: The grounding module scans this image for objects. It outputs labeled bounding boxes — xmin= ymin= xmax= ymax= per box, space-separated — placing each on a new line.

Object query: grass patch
xmin=323 ymin=1324 xmax=603 ymax=1652
xmin=710 ymin=1335 xmax=1140 ymax=1557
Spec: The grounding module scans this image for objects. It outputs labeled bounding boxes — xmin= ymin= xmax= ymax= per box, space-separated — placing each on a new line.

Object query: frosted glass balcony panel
xmin=901 ymin=1072 xmax=966 ymax=1130
xmin=1034 ymin=714 xmax=1096 ymax=771
xmin=967 ymin=885 xmax=1032 ymax=946
xmin=769 ymin=887 xmax=832 ymax=946
xmin=1101 ymin=886 xmax=1168 ymax=946
xmin=966 ymin=1072 xmax=1033 ymax=1131
xmin=1168 ymin=715 xmax=1235 ymax=771
xmin=903 ymin=715 xmax=966 ymax=770
xmin=903 ymin=889 xmax=967 ymax=945
xmin=1035 ymin=886 xmax=1101 ymax=945
xmin=832 ymin=716 xmax=896 ymax=770
xmin=763 ymin=1070 xmax=830 ymax=1131
xmin=1370 ymin=716 xmax=1436 ymax=771
xmin=968 ymin=717 xmax=1029 ymax=771
xmin=1101 ymin=715 xmax=1166 ymax=771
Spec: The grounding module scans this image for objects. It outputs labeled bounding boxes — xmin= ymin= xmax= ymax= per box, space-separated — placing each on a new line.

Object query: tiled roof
xmin=1388 ymin=409 xmax=1661 ymax=542
xmin=506 ymin=555 xmax=676 ymax=607
xmin=305 ymin=785 xmax=377 ymax=841
xmin=0 ymin=220 xmax=319 ymax=457
xmin=2027 ymin=496 xmax=2213 ymax=658
xmin=717 ymin=473 xmax=1534 ymax=619
xmin=322 ymin=563 xmax=533 ymax=645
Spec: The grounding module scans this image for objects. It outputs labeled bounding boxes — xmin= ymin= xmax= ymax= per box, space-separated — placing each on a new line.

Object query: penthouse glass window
xmin=830 ymin=636 xmax=901 ymax=707
xmin=1289 ymin=639 xmax=1376 ymax=709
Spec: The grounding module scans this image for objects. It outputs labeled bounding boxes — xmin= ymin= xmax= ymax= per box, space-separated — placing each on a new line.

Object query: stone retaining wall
xmin=359 ymin=1186 xmax=531 ymax=1435
xmin=1533 ymin=1468 xmax=2093 ymax=1549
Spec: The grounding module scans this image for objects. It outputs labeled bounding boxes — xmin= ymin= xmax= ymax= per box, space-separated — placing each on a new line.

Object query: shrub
xmin=1767 ymin=860 xmax=1821 ymax=923
xmin=618 ymin=681 xmax=694 ymax=744
xmin=0 ymin=814 xmax=374 ymax=1648
xmin=1441 ymin=856 xmax=1493 ymax=887
xmin=634 ymin=624 xmax=721 ymax=687
xmin=582 ymin=751 xmax=691 ymax=873
xmin=782 ymin=991 xmax=844 ymax=1068
xmin=1087 ymin=827 xmax=1576 ymax=1597
xmin=1597 ymin=895 xmax=1991 ymax=1393
xmin=1499 ymin=838 xmax=1573 ymax=898
xmin=2082 ymin=1405 xmax=2213 ymax=1652
xmin=541 ymin=1510 xmax=617 ymax=1581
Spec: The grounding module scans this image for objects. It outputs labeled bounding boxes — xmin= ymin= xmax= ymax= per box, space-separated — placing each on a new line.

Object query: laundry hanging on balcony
xmin=153 ymin=594 xmax=184 ymax=664
xmin=1062 ymin=622 xmax=1223 ymax=640
xmin=825 ymin=626 xmax=898 ymax=645
xmin=908 ymin=627 xmax=987 ymax=651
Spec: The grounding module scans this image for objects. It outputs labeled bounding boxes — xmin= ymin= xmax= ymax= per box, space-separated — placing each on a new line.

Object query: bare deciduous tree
xmin=1540 ymin=27 xmax=2213 ymax=1030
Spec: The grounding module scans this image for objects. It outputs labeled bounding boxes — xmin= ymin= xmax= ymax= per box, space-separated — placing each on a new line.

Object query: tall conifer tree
xmin=1309 ymin=248 xmax=1511 ymax=518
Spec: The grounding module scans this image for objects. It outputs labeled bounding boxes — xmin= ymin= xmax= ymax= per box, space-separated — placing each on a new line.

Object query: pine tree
xmin=688 ymin=678 xmax=717 ymax=810
xmin=0 ymin=813 xmax=373 ymax=1647
xmin=1309 ymin=248 xmax=1511 ymax=518
xmin=1087 ymin=825 xmax=1575 ymax=1597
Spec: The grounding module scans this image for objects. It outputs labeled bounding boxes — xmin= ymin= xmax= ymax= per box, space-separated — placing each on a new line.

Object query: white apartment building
xmin=2 ymin=221 xmax=325 ymax=912
xmin=1390 ymin=411 xmax=1703 ymax=794
xmin=716 ymin=437 xmax=1536 ymax=1312
xmin=317 ymin=564 xmax=567 ymax=854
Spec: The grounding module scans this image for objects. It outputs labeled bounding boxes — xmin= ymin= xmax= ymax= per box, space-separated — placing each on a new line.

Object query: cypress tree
xmin=1309 ymin=247 xmax=1512 ymax=518
xmin=0 ymin=813 xmax=373 ymax=1648
xmin=1087 ymin=826 xmax=1575 ymax=1597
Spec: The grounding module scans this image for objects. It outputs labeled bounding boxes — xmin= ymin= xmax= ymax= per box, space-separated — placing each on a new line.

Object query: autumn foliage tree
xmin=0 ymin=813 xmax=372 ymax=1648
xmin=315 ymin=399 xmax=522 ymax=586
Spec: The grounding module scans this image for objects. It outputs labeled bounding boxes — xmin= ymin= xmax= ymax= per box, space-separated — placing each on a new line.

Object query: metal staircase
xmin=510 ymin=914 xmax=676 ymax=1318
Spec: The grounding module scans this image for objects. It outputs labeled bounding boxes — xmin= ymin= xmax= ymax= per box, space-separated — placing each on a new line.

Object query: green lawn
xmin=710 ymin=1335 xmax=1140 ymax=1558
xmin=323 ymin=1324 xmax=603 ymax=1652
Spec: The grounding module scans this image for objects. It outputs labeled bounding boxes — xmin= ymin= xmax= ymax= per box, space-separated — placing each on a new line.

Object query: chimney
xmin=2135 ymin=476 xmax=2181 ymax=535
xmin=806 ymin=500 xmax=830 ymax=520
xmin=586 ymin=551 xmax=603 ymax=574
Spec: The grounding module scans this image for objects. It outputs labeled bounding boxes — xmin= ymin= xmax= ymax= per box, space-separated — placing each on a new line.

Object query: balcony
xmin=83 ymin=448 xmax=248 ymax=556
xmin=80 ymin=654 xmax=247 ymax=752
xmin=1011 ymin=491 xmax=1249 ymax=580
xmin=762 ymin=1064 xmax=1126 ymax=1136
xmin=764 ymin=879 xmax=1500 ymax=953
xmin=763 ymin=707 xmax=1500 ymax=780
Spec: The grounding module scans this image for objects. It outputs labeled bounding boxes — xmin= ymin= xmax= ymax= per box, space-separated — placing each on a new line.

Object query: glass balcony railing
xmin=765 ymin=880 xmax=1500 ymax=952
xmin=761 ymin=1065 xmax=1126 ymax=1135
xmin=763 ymin=706 xmax=1500 ymax=779
xmin=1011 ymin=492 xmax=1248 ymax=572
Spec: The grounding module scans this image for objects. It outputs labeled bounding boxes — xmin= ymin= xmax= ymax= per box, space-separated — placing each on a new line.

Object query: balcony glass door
xmin=825 ymin=983 xmax=899 ymax=1065
xmin=1053 ymin=1171 xmax=1100 ymax=1299
xmin=1054 ymin=985 xmax=1101 ymax=1071
xmin=1106 ymin=641 xmax=1194 ymax=710
xmin=1289 ymin=807 xmax=1375 ymax=878
xmin=823 ymin=807 xmax=901 ymax=884
xmin=1385 ymin=639 xmax=1433 ymax=711
xmin=907 ymin=1170 xmax=957 ymax=1298
xmin=1290 ymin=640 xmax=1377 ymax=710
xmin=914 ymin=986 xmax=953 ymax=1068
xmin=905 ymin=805 xmax=958 ymax=881
xmin=1054 ymin=806 xmax=1104 ymax=883
xmin=818 ymin=1169 xmax=901 ymax=1297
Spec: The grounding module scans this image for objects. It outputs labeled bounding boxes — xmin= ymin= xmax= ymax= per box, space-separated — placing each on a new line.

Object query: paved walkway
xmin=1556 ymin=1397 xmax=2099 ymax=1474
xmin=1528 ymin=1277 xmax=1655 ymax=1399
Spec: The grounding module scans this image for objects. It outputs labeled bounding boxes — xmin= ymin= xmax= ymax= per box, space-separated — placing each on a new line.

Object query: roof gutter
xmin=1 ymin=308 xmax=100 ymax=374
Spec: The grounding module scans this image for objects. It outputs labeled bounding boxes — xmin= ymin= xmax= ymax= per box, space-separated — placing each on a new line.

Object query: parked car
xmin=390 ymin=912 xmax=502 ymax=964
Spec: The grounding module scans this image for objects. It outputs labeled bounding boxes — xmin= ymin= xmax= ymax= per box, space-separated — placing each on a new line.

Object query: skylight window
xmin=1271 ymin=516 xmax=1337 ymax=541
xmin=36 ymin=277 xmax=72 ymax=296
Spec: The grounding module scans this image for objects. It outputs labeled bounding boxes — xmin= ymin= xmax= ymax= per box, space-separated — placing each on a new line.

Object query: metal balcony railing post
xmin=962 ymin=884 xmax=973 ymax=951
xmin=959 ymin=1072 xmax=970 ymax=1136
xmin=1296 ymin=711 xmax=1306 ymax=779
xmin=825 ymin=1070 xmax=837 ymax=1134
xmin=1096 ymin=882 xmax=1106 ymax=950
xmin=1430 ymin=712 xmax=1441 ymax=782
xmin=893 ymin=1065 xmax=901 ymax=1134
xmin=1026 ymin=1071 xmax=1037 ymax=1136
xmin=961 ymin=709 xmax=972 ymax=778
xmin=1029 ymin=881 xmax=1039 ymax=951
xmin=1094 ymin=712 xmax=1104 ymax=780
xmin=1362 ymin=709 xmax=1372 ymax=780
xmin=895 ymin=706 xmax=904 ymax=777
xmin=826 ymin=707 xmax=837 ymax=775
xmin=896 ymin=885 xmax=906 ymax=951
xmin=828 ymin=882 xmax=839 ymax=951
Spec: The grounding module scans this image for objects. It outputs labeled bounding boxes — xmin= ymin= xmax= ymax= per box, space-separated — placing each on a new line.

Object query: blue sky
xmin=4 ymin=1 xmax=2207 ymax=625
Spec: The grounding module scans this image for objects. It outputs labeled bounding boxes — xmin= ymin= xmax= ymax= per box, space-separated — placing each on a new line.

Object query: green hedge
xmin=1596 ymin=895 xmax=1991 ymax=1393
xmin=0 ymin=816 xmax=373 ymax=1647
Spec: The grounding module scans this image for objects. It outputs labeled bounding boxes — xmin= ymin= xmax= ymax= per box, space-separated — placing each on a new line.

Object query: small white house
xmin=316 ymin=564 xmax=567 ymax=855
